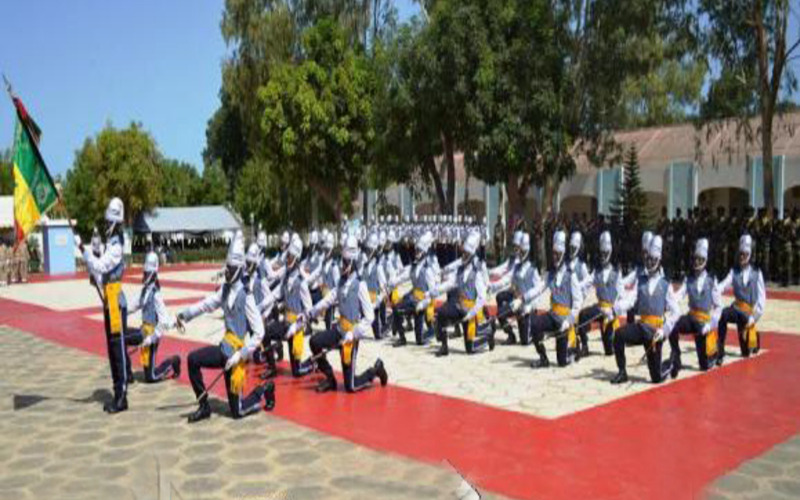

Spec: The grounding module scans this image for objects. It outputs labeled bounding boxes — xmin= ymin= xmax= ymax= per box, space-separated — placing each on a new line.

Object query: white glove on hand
xmin=701 ymin=323 xmax=711 ymax=336
xmin=415 ymin=299 xmax=429 ymax=313
xmin=601 ymin=307 xmax=614 ymax=321
xmin=142 ymin=335 xmax=155 ymax=347
xmin=746 ymin=316 xmax=755 ymax=328
xmin=463 ymin=309 xmax=476 ymax=322
xmin=510 ymin=298 xmax=523 ymax=312
xmin=560 ymin=320 xmax=570 ymax=332
xmin=342 ymin=331 xmax=355 ymax=343
xmin=285 ymin=322 xmax=300 ymax=339
xmin=225 ymin=350 xmax=242 ymax=371
xmin=653 ymin=328 xmax=665 ymax=343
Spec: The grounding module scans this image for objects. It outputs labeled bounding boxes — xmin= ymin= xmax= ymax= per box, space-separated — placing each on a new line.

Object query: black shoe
xmin=104 ymin=397 xmax=128 ymax=414
xmin=670 ymin=357 xmax=682 ymax=379
xmin=393 ymin=337 xmax=407 ymax=348
xmin=188 ymin=403 xmax=211 ymax=423
xmin=488 ymin=328 xmax=496 ymax=351
xmin=375 ymin=359 xmax=388 ymax=387
xmin=435 ymin=345 xmax=449 ymax=357
xmin=531 ymin=356 xmax=550 ymax=369
xmin=171 ymin=357 xmax=181 ymax=379
xmin=580 ymin=344 xmax=590 ymax=358
xmin=611 ymin=372 xmax=629 ymax=384
xmin=262 ymin=382 xmax=276 ymax=411
xmin=260 ymin=367 xmax=278 ymax=380
xmin=716 ymin=354 xmax=725 ymax=367
xmin=503 ymin=332 xmax=517 ymax=345
xmin=315 ymin=378 xmax=337 ymax=393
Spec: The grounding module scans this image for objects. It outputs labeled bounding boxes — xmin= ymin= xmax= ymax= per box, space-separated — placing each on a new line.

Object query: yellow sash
xmin=369 ymin=290 xmax=378 ymax=305
xmin=104 ymin=282 xmax=123 ymax=334
xmin=598 ymin=301 xmax=619 ymax=332
xmin=734 ymin=301 xmax=759 ymax=350
xmin=551 ymin=302 xmax=570 ymax=318
xmin=223 ymin=331 xmax=246 ymax=395
xmin=706 ymin=330 xmax=719 ymax=357
xmin=286 ymin=311 xmax=305 ymax=360
xmin=140 ymin=323 xmax=155 ymax=368
xmin=390 ymin=288 xmax=401 ymax=306
xmin=460 ymin=297 xmax=485 ymax=341
xmin=338 ymin=317 xmax=355 ymax=365
xmin=690 ymin=309 xmax=711 ymax=324
xmin=641 ymin=315 xmax=665 ymax=329
xmin=413 ymin=288 xmax=435 ymax=324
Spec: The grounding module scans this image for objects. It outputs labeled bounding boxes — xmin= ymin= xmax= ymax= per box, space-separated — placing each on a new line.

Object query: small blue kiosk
xmin=41 ymin=219 xmax=76 ymax=275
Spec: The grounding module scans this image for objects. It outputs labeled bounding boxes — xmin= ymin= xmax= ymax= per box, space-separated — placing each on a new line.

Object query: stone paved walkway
xmin=0 ymin=327 xmax=500 ymax=500
xmin=708 ymin=436 xmax=800 ymax=500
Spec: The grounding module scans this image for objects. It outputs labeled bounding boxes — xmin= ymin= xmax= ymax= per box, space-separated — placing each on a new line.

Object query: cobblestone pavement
xmin=708 ymin=436 xmax=800 ymax=500
xmin=0 ymin=327 xmax=502 ymax=500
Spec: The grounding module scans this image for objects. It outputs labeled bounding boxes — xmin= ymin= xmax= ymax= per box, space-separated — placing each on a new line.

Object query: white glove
xmin=415 ymin=298 xmax=429 ymax=313
xmin=225 ymin=350 xmax=242 ymax=371
xmin=285 ymin=322 xmax=300 ymax=339
xmin=746 ymin=316 xmax=755 ymax=328
xmin=463 ymin=309 xmax=476 ymax=322
xmin=74 ymin=234 xmax=82 ymax=248
xmin=601 ymin=307 xmax=614 ymax=321
xmin=342 ymin=331 xmax=355 ymax=343
xmin=701 ymin=323 xmax=711 ymax=336
xmin=560 ymin=320 xmax=570 ymax=332
xmin=142 ymin=335 xmax=155 ymax=347
xmin=653 ymin=328 xmax=665 ymax=343
xmin=510 ymin=298 xmax=523 ymax=312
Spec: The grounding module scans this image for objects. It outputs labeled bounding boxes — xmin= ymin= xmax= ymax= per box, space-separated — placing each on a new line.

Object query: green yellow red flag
xmin=11 ymin=103 xmax=58 ymax=244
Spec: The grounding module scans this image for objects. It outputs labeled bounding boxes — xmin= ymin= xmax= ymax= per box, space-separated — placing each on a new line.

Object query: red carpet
xmin=2 ymin=282 xmax=800 ymax=499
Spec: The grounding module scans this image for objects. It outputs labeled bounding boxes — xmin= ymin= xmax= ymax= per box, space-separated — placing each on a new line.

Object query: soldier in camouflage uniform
xmin=0 ymin=242 xmax=8 ymax=286
xmin=756 ymin=208 xmax=772 ymax=282
xmin=779 ymin=211 xmax=794 ymax=287
xmin=792 ymin=208 xmax=800 ymax=285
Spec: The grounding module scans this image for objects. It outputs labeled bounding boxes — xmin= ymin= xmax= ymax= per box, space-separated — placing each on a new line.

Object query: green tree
xmin=699 ymin=0 xmax=799 ymax=210
xmin=611 ymin=144 xmax=651 ymax=229
xmin=259 ymin=18 xmax=375 ymax=219
xmin=0 ymin=148 xmax=12 ymax=195
xmin=63 ymin=123 xmax=163 ymax=235
xmin=160 ymin=159 xmax=201 ymax=207
xmin=198 ymin=161 xmax=230 ymax=205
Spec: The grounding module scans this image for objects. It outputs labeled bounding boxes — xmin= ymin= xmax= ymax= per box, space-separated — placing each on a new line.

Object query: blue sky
xmin=0 ymin=1 xmax=796 ymax=178
xmin=0 ymin=1 xmax=420 ymax=178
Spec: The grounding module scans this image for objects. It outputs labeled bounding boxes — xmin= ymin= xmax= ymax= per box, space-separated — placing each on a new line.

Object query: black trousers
xmin=530 ymin=313 xmax=575 ymax=366
xmin=103 ymin=305 xmax=129 ymax=403
xmin=263 ymin=321 xmax=313 ymax=377
xmin=613 ymin=323 xmax=669 ymax=383
xmin=310 ymin=328 xmax=376 ymax=392
xmin=124 ymin=327 xmax=179 ymax=382
xmin=718 ymin=306 xmax=760 ymax=358
xmin=436 ymin=301 xmax=491 ymax=354
xmin=577 ymin=305 xmax=615 ymax=355
xmin=497 ymin=302 xmax=531 ymax=345
xmin=393 ymin=292 xmax=434 ymax=344
xmin=187 ymin=345 xmax=262 ymax=419
xmin=669 ymin=315 xmax=714 ymax=371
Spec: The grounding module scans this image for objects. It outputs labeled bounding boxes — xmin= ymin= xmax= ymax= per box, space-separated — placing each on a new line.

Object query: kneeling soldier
xmin=431 ymin=230 xmax=496 ymax=357
xmin=611 ymin=236 xmax=679 ymax=384
xmin=177 ymin=236 xmax=275 ymax=423
xmin=716 ymin=234 xmax=766 ymax=364
xmin=668 ymin=239 xmax=722 ymax=377
xmin=306 ymin=236 xmax=388 ymax=393
xmin=124 ymin=252 xmax=181 ymax=382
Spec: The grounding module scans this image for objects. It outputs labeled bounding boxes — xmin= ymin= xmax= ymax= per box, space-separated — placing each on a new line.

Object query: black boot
xmin=275 ymin=341 xmax=284 ymax=362
xmin=262 ymin=381 xmax=276 ymax=411
xmin=435 ymin=344 xmax=449 ymax=357
xmin=580 ymin=338 xmax=590 ymax=358
xmin=611 ymin=371 xmax=629 ymax=384
xmin=316 ymin=378 xmax=337 ymax=393
xmin=488 ymin=322 xmax=496 ymax=351
xmin=171 ymin=356 xmax=181 ymax=379
xmin=188 ymin=400 xmax=211 ymax=423
xmin=393 ymin=335 xmax=407 ymax=347
xmin=375 ymin=359 xmax=388 ymax=387
xmin=531 ymin=343 xmax=549 ymax=368
xmin=503 ymin=323 xmax=517 ymax=345
xmin=104 ymin=396 xmax=128 ymax=414
xmin=670 ymin=355 xmax=682 ymax=379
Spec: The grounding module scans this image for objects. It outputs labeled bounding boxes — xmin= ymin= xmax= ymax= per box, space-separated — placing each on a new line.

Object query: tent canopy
xmin=133 ymin=205 xmax=242 ymax=235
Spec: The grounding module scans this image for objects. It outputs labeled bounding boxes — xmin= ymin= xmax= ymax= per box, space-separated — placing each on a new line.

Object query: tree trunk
xmin=306 ymin=177 xmax=342 ymax=222
xmin=423 ymin=155 xmax=448 ymax=213
xmin=754 ymin=0 xmax=775 ymax=211
xmin=444 ymin=132 xmax=456 ymax=216
xmin=505 ymin=173 xmax=533 ymax=225
xmin=761 ymin=109 xmax=774 ymax=211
